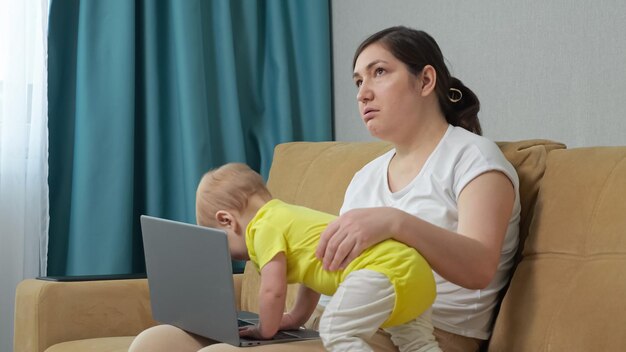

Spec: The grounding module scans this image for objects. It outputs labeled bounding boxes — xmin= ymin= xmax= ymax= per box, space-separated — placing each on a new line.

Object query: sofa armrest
xmin=14 ymin=278 xmax=157 ymax=352
xmin=15 ymin=273 xmax=247 ymax=352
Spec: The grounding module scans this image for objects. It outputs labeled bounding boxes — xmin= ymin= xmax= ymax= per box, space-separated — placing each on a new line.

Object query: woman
xmin=315 ymin=26 xmax=519 ymax=352
xmin=130 ymin=26 xmax=519 ymax=352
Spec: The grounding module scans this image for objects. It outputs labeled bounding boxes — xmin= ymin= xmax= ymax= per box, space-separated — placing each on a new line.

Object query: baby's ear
xmin=215 ymin=210 xmax=233 ymax=228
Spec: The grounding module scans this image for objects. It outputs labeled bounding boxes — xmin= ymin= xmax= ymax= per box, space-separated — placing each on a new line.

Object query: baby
xmin=195 ymin=162 xmax=441 ymax=352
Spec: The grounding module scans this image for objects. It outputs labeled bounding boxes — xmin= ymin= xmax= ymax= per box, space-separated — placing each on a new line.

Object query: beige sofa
xmin=14 ymin=140 xmax=626 ymax=351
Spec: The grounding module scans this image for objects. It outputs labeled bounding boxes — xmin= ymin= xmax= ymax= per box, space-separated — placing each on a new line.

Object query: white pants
xmin=318 ymin=270 xmax=441 ymax=352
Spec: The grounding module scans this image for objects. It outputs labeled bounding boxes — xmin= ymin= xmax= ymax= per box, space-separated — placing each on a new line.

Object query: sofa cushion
xmin=240 ymin=139 xmax=565 ymax=314
xmin=240 ymin=142 xmax=394 ymax=313
xmin=489 ymin=147 xmax=626 ymax=351
xmin=496 ymin=140 xmax=566 ymax=261
xmin=267 ymin=141 xmax=394 ymax=214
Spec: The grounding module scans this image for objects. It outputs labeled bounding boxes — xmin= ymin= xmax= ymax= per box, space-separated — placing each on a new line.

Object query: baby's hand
xmin=279 ymin=313 xmax=303 ymax=331
xmin=238 ymin=324 xmax=271 ymax=340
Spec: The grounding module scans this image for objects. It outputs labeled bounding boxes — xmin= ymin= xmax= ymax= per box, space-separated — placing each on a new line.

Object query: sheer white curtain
xmin=0 ymin=0 xmax=49 ymax=350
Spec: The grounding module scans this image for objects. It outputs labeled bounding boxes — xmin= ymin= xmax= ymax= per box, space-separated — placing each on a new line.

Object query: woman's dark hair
xmin=353 ymin=26 xmax=482 ymax=135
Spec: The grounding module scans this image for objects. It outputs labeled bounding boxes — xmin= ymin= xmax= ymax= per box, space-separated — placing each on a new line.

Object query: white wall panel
xmin=332 ymin=0 xmax=626 ymax=147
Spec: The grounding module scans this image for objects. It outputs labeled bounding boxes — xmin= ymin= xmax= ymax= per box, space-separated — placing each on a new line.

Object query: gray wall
xmin=331 ymin=0 xmax=626 ymax=147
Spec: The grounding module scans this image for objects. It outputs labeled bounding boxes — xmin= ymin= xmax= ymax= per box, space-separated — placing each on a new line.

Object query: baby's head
xmin=196 ymin=163 xmax=272 ymax=260
xmin=196 ymin=162 xmax=272 ymax=229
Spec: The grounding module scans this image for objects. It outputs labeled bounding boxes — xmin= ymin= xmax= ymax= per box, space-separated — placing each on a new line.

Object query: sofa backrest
xmin=489 ymin=147 xmax=626 ymax=351
xmin=239 ymin=139 xmax=565 ymax=318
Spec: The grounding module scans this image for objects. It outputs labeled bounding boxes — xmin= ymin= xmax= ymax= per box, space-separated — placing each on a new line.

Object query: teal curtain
xmin=47 ymin=0 xmax=332 ymax=275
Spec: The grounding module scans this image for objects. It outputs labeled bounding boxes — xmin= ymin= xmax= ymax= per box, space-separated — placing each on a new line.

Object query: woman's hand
xmin=316 ymin=207 xmax=400 ymax=271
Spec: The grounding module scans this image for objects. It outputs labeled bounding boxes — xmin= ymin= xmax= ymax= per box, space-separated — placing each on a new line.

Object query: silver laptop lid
xmin=140 ymin=215 xmax=240 ymax=345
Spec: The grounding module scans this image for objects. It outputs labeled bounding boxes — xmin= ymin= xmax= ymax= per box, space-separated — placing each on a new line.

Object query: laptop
xmin=140 ymin=215 xmax=320 ymax=347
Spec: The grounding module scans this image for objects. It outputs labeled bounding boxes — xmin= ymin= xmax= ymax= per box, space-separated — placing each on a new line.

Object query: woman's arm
xmin=239 ymin=252 xmax=287 ymax=339
xmin=316 ymin=171 xmax=515 ymax=289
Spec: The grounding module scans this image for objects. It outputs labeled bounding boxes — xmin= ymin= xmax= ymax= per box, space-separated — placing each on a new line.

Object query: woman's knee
xmin=129 ymin=324 xmax=212 ymax=352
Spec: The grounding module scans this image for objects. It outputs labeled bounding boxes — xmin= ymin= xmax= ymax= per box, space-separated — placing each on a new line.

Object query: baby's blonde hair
xmin=195 ymin=163 xmax=272 ymax=227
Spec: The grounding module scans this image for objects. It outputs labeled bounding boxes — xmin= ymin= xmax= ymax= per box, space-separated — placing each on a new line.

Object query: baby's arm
xmin=239 ymin=252 xmax=287 ymax=339
xmin=280 ymin=285 xmax=321 ymax=330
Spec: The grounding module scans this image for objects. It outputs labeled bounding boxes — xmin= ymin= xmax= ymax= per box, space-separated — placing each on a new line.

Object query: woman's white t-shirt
xmin=336 ymin=124 xmax=520 ymax=340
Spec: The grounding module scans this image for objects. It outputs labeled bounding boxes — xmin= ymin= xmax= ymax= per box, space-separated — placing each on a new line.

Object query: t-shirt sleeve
xmin=251 ymin=222 xmax=288 ymax=270
xmin=453 ymin=143 xmax=519 ymax=200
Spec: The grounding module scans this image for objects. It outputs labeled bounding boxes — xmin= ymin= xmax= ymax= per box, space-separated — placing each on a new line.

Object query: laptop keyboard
xmin=238 ymin=320 xmax=300 ymax=340
xmin=237 ymin=319 xmax=254 ymax=327
xmin=272 ymin=331 xmax=299 ymax=340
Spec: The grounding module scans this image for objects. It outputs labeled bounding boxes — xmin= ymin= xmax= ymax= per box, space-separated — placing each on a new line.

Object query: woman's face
xmin=353 ymin=43 xmax=423 ymax=140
